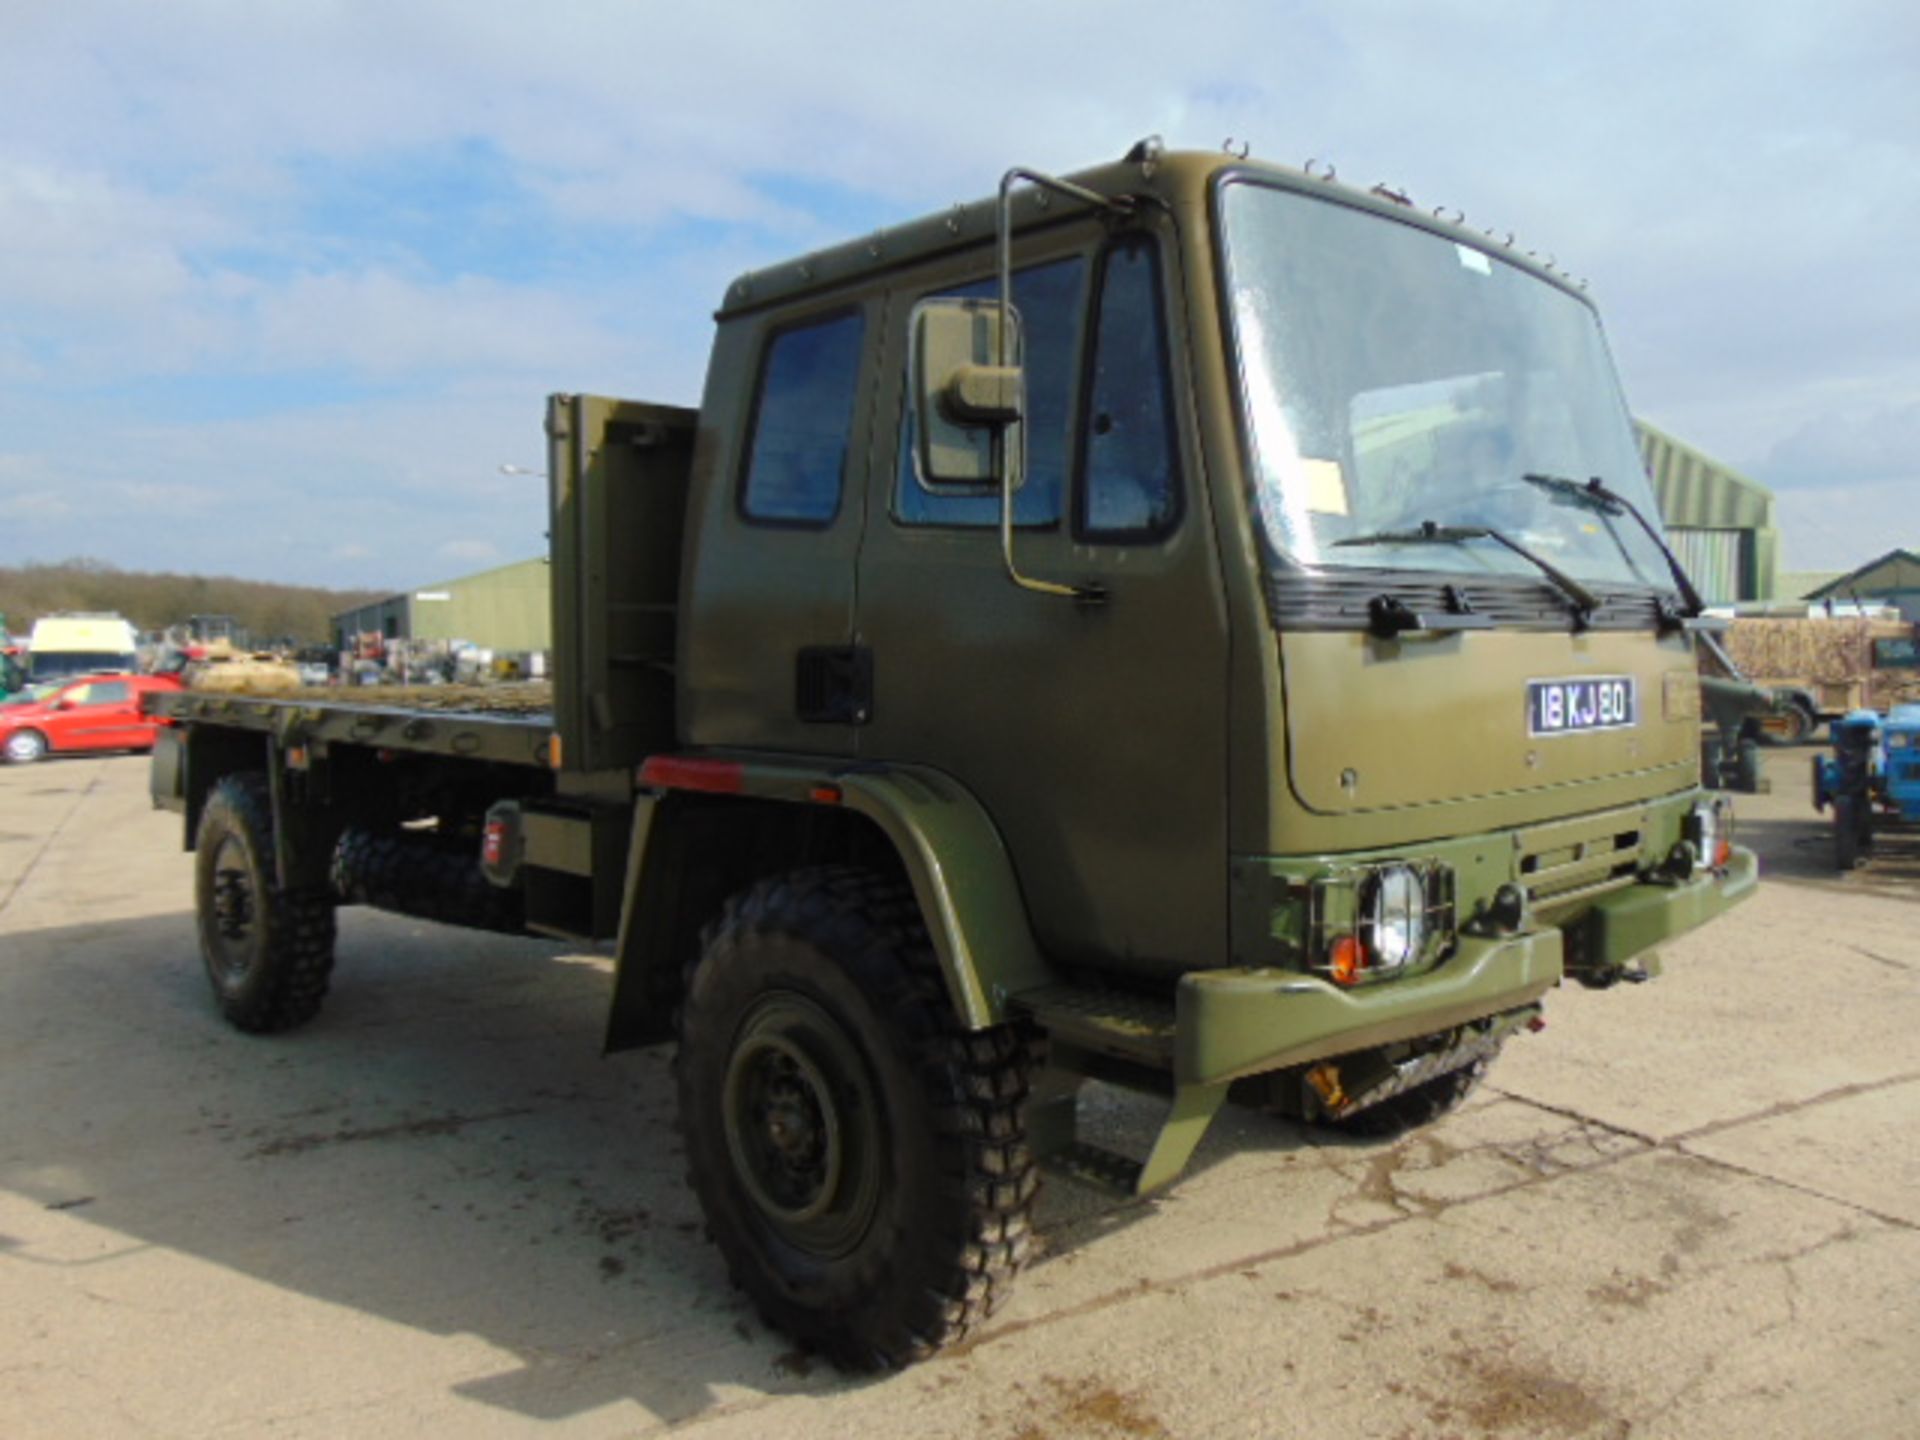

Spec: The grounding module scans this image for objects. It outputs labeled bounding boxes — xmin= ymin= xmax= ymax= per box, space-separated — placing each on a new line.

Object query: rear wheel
xmin=675 ymin=866 xmax=1037 ymax=1370
xmin=195 ymin=774 xmax=337 ymax=1032
xmin=3 ymin=729 xmax=48 ymax=764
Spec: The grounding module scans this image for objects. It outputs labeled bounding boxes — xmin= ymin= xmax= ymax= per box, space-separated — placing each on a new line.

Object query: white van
xmin=27 ymin=613 xmax=140 ymax=683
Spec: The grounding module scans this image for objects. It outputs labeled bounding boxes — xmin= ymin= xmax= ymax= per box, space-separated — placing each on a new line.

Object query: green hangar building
xmin=1635 ymin=420 xmax=1780 ymax=606
xmin=332 ymin=557 xmax=551 ymax=654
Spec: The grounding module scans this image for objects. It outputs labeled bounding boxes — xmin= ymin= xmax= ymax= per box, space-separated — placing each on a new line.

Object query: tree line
xmin=0 ymin=559 xmax=382 ymax=647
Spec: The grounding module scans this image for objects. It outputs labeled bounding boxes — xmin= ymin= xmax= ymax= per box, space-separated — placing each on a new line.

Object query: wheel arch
xmin=605 ymin=757 xmax=1053 ymax=1051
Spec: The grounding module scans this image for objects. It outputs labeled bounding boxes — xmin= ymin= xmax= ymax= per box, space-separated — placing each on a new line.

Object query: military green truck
xmin=149 ymin=141 xmax=1755 ymax=1368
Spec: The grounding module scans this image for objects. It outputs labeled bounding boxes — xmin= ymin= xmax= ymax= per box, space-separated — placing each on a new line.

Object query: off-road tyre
xmin=675 ymin=866 xmax=1037 ymax=1370
xmin=3 ymin=729 xmax=48 ymax=764
xmin=332 ymin=826 xmax=524 ymax=934
xmin=194 ymin=773 xmax=336 ymax=1033
xmin=1732 ymin=737 xmax=1762 ymax=793
xmin=1327 ymin=1046 xmax=1501 ymax=1140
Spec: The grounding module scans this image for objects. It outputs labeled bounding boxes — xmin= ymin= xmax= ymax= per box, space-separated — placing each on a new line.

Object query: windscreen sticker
xmin=1528 ymin=676 xmax=1637 ymax=737
xmin=1300 ymin=457 xmax=1349 ymax=515
xmin=1455 ymin=244 xmax=1492 ymax=276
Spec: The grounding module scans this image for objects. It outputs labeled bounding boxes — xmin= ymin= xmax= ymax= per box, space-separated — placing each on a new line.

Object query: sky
xmin=0 ymin=0 xmax=1914 ymax=590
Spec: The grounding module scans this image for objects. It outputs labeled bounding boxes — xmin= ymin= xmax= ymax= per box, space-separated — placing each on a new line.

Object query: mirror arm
xmin=995 ymin=167 xmax=1132 ymax=604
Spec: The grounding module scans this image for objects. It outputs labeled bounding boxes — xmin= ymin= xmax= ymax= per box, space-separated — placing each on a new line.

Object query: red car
xmin=0 ymin=673 xmax=183 ymax=763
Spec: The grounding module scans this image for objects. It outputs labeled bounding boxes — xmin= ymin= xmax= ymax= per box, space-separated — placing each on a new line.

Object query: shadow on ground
xmin=0 ymin=904 xmax=1315 ymax=1425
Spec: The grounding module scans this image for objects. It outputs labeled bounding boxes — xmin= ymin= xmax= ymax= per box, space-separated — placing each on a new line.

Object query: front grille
xmin=1518 ymin=808 xmax=1644 ymax=907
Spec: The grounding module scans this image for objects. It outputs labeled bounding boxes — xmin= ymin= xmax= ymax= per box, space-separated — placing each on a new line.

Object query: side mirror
xmin=911 ymin=297 xmax=1025 ymax=489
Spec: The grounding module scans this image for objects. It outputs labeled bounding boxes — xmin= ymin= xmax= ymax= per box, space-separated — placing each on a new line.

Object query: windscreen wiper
xmin=1522 ymin=472 xmax=1707 ymax=619
xmin=1337 ymin=519 xmax=1597 ymax=631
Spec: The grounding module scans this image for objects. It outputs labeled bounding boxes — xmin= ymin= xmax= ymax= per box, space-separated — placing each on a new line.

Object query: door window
xmin=83 ymin=680 xmax=131 ymax=705
xmin=1079 ymin=239 xmax=1181 ymax=539
xmin=740 ymin=309 xmax=866 ymax=526
xmin=895 ymin=256 xmax=1087 ymax=527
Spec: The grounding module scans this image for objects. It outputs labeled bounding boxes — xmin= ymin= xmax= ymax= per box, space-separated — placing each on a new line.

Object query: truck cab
xmin=659 ymin=145 xmax=1747 ymax=1009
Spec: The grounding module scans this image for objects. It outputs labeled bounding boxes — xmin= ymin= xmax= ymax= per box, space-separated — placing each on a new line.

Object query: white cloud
xmin=0 ymin=1 xmax=1912 ymax=580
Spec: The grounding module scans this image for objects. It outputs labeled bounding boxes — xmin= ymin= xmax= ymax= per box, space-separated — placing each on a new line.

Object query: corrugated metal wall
xmin=1667 ymin=528 xmax=1747 ymax=606
xmin=1635 ymin=420 xmax=1779 ymax=600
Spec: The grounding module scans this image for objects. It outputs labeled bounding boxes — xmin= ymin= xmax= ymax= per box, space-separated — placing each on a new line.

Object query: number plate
xmin=1528 ymin=676 xmax=1637 ymax=737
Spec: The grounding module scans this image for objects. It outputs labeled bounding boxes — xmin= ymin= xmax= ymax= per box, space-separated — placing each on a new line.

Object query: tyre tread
xmin=198 ymin=774 xmax=336 ymax=1034
xmin=675 ymin=865 xmax=1036 ymax=1370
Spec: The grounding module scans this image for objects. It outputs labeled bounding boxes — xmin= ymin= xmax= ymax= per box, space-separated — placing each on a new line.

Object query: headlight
xmin=1361 ymin=864 xmax=1425 ymax=970
xmin=1310 ymin=861 xmax=1453 ymax=984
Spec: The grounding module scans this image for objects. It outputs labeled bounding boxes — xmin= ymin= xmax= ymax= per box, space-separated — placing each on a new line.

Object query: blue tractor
xmin=1813 ymin=704 xmax=1920 ymax=869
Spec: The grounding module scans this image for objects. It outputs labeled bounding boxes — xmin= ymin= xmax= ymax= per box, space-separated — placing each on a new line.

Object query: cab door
xmin=678 ymin=298 xmax=880 ymax=756
xmin=853 ymin=226 xmax=1230 ymax=977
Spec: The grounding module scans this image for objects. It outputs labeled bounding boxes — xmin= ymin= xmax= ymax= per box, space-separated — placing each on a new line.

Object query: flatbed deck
xmin=150 ymin=683 xmax=556 ymax=767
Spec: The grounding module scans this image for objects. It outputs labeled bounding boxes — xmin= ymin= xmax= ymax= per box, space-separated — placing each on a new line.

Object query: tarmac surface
xmin=1 ymin=747 xmax=1915 ymax=1438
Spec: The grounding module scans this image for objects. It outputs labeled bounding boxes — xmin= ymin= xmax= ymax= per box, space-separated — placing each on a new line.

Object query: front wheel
xmin=194 ymin=773 xmax=337 ymax=1032
xmin=3 ymin=729 xmax=48 ymax=763
xmin=675 ymin=867 xmax=1037 ymax=1369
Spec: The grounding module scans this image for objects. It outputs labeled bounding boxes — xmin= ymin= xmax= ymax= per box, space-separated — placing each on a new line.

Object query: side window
xmin=61 ymin=683 xmax=91 ymax=705
xmin=89 ymin=680 xmax=131 ymax=705
xmin=1080 ymin=238 xmax=1181 ymax=539
xmin=741 ymin=309 xmax=866 ymax=526
xmin=896 ymin=256 xmax=1087 ymax=527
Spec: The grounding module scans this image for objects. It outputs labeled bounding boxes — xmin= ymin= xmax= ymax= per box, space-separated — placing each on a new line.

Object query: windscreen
xmin=29 ymin=651 xmax=137 ymax=682
xmin=1220 ymin=181 xmax=1672 ymax=590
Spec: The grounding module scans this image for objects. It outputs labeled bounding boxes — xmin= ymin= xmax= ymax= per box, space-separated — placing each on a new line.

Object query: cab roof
xmin=716 ymin=142 xmax=1581 ymax=319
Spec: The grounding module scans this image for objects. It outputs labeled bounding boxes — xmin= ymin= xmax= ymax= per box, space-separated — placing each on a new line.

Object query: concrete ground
xmin=1 ymin=748 xmax=1914 ymax=1439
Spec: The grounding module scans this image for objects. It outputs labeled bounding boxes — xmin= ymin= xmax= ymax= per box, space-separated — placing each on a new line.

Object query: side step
xmin=1012 ymin=985 xmax=1223 ymax=1200
xmin=1012 ymin=984 xmax=1177 ymax=1067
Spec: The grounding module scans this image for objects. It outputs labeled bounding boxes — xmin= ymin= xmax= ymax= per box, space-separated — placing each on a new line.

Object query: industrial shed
xmin=1804 ymin=549 xmax=1920 ymax=622
xmin=332 ymin=557 xmax=551 ymax=653
xmin=1635 ymin=420 xmax=1779 ymax=605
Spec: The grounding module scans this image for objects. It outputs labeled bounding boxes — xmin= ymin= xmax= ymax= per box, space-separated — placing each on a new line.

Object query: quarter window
xmin=741 ymin=309 xmax=866 ymax=525
xmin=1080 ymin=239 xmax=1180 ymax=538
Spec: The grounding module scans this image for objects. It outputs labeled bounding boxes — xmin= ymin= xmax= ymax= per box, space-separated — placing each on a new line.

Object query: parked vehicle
xmin=1813 ymin=704 xmax=1920 ymax=869
xmin=1723 ymin=614 xmax=1920 ymax=741
xmin=26 ymin=613 xmax=140 ymax=684
xmin=3 ymin=673 xmax=183 ymax=763
xmin=1 ymin=647 xmax=26 ymax=702
xmin=150 ymin=142 xmax=1755 ymax=1367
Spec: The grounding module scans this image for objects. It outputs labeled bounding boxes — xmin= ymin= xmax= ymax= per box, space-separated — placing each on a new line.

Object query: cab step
xmin=1013 ymin=984 xmax=1222 ymax=1199
xmin=1011 ymin=983 xmax=1176 ymax=1068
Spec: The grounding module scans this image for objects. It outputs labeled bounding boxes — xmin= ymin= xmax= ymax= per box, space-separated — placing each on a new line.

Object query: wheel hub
xmin=722 ymin=992 xmax=881 ymax=1258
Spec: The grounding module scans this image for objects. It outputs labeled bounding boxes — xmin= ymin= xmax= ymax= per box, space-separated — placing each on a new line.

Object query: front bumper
xmin=1577 ymin=843 xmax=1758 ymax=973
xmin=1176 ymin=844 xmax=1757 ymax=1087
